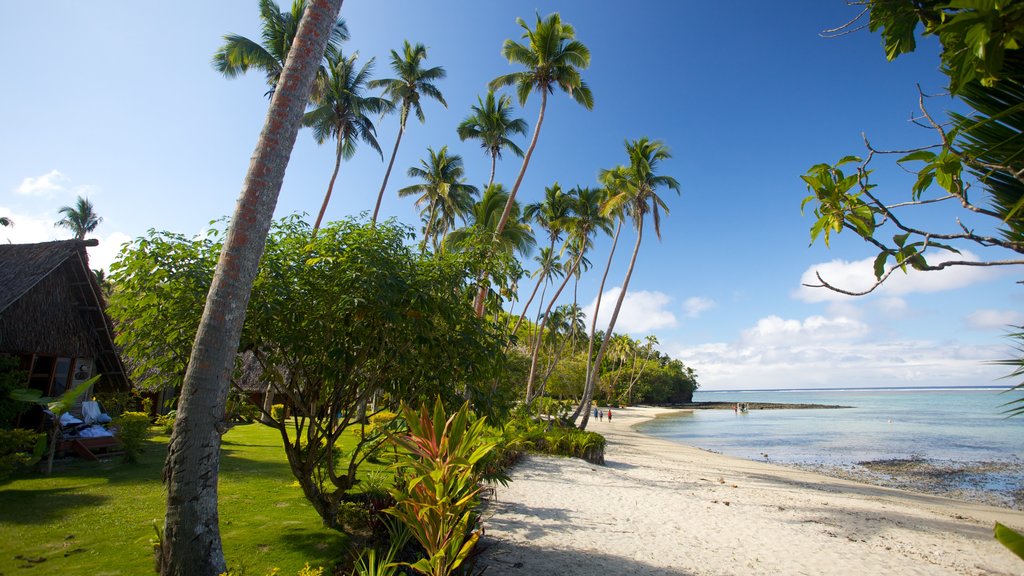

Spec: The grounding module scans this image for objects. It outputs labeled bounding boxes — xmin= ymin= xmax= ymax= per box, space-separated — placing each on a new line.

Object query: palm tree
xmin=55 ymin=196 xmax=102 ymax=240
xmin=577 ymin=138 xmax=680 ymax=430
xmin=0 ymin=216 xmax=12 ymax=227
xmin=369 ymin=41 xmax=447 ymax=224
xmin=397 ymin=146 xmax=477 ymax=251
xmin=161 ymin=1 xmax=343 ymax=573
xmin=212 ymin=0 xmax=348 ymax=96
xmin=525 ymin=186 xmax=612 ymax=402
xmin=510 ymin=184 xmax=572 ymax=333
xmin=457 ymin=91 xmax=527 ymax=188
xmin=488 ymin=12 xmax=593 ymax=241
xmin=303 ymin=51 xmax=392 ymax=232
xmin=571 ymin=167 xmax=627 ymax=423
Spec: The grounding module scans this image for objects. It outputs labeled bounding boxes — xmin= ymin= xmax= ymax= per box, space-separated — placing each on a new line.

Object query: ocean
xmin=635 ymin=387 xmax=1024 ymax=506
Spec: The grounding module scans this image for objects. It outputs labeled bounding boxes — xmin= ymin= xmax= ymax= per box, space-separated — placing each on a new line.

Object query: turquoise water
xmin=636 ymin=388 xmax=1024 ymax=466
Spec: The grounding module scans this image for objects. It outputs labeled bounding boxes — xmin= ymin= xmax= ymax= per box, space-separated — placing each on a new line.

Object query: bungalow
xmin=0 ymin=239 xmax=129 ymax=410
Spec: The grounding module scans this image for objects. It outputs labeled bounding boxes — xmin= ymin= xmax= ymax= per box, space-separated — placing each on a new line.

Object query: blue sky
xmin=2 ymin=1 xmax=1020 ymax=390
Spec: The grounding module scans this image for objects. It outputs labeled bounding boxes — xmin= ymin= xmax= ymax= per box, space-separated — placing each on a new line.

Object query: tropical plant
xmin=385 ymin=399 xmax=495 ymax=576
xmin=369 ymin=41 xmax=447 ymax=224
xmin=304 ymin=51 xmax=392 ymax=232
xmin=488 ymin=12 xmax=593 ymax=239
xmin=55 ymin=196 xmax=102 ymax=240
xmin=525 ymin=186 xmax=612 ymax=402
xmin=0 ymin=216 xmax=12 ymax=227
xmin=159 ymin=2 xmax=342 ymax=573
xmin=113 ymin=411 xmax=151 ymax=463
xmin=577 ymin=138 xmax=680 ymax=429
xmin=457 ymin=91 xmax=527 ymax=188
xmin=397 ymin=146 xmax=477 ymax=251
xmin=510 ymin=184 xmax=572 ymax=334
xmin=510 ymin=246 xmax=562 ymax=339
xmin=211 ymin=0 xmax=348 ymax=96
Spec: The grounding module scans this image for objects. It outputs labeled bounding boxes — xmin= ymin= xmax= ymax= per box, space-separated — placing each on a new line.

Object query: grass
xmin=0 ymin=423 xmax=365 ymax=575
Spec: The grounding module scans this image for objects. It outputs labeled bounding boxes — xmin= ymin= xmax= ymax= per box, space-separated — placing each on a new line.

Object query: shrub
xmin=154 ymin=410 xmax=176 ymax=435
xmin=113 ymin=411 xmax=151 ymax=463
xmin=0 ymin=429 xmax=45 ymax=481
xmin=271 ymin=404 xmax=285 ymax=422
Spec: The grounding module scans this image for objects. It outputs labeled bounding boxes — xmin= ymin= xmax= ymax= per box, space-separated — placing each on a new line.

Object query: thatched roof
xmin=0 ymin=239 xmax=129 ymax=390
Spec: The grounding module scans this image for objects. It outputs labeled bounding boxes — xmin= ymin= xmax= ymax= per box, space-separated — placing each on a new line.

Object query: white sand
xmin=477 ymin=407 xmax=1024 ymax=575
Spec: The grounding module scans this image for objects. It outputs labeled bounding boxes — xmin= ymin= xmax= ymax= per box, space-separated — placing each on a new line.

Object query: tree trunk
xmin=476 ymin=90 xmax=547 ymax=316
xmin=159 ymin=2 xmax=342 ymax=574
xmin=372 ymin=119 xmax=406 ymax=224
xmin=260 ymin=382 xmax=276 ymax=425
xmin=525 ymin=248 xmax=583 ymax=403
xmin=487 ymin=152 xmax=497 ymax=189
xmin=510 ymin=237 xmax=557 ymax=338
xmin=313 ymin=136 xmax=345 ymax=233
xmin=578 ymin=218 xmax=640 ymax=431
xmin=420 ymin=199 xmax=437 ymax=252
xmin=572 ymin=220 xmax=621 ymax=423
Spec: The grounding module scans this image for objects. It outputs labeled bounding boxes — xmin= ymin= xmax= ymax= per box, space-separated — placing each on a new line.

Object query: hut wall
xmin=0 ymin=264 xmax=99 ymax=357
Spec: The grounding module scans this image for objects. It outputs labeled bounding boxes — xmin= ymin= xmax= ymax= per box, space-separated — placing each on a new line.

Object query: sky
xmin=2 ymin=1 xmax=1021 ymax=391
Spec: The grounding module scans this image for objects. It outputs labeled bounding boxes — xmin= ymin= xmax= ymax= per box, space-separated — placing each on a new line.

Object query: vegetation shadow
xmin=476 ymin=537 xmax=695 ymax=575
xmin=275 ymin=527 xmax=349 ymax=565
xmin=0 ymin=487 xmax=109 ymax=525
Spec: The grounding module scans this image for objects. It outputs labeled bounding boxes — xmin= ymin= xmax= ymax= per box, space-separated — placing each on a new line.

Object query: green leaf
xmin=994 ymin=522 xmax=1024 ymax=561
xmin=873 ymin=251 xmax=889 ymax=280
xmin=893 ymin=233 xmax=910 ymax=248
xmin=836 ymin=155 xmax=862 ymax=167
xmin=898 ymin=151 xmax=937 ymax=163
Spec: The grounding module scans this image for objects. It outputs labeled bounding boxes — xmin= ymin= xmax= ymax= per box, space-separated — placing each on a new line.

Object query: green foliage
xmin=995 ymin=522 xmax=1024 ymax=562
xmin=386 ymin=400 xmax=495 ymax=576
xmin=271 ymin=404 xmax=285 ymax=422
xmin=154 ymin=410 xmax=177 ymax=435
xmin=0 ymin=428 xmax=45 ymax=481
xmin=113 ymin=411 xmax=151 ymax=463
xmin=226 ymin=390 xmax=259 ymax=423
xmin=0 ymin=356 xmax=29 ymax=428
xmin=502 ymin=415 xmax=605 ymax=464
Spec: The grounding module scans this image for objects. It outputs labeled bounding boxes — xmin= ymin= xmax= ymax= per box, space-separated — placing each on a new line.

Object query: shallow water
xmin=636 ymin=388 xmax=1024 ymax=505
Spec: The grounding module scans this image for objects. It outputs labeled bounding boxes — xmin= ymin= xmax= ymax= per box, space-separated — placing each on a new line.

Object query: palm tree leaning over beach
xmin=576 ymin=138 xmax=680 ymax=430
xmin=212 ymin=0 xmax=348 ymax=96
xmin=398 ymin=146 xmax=477 ymax=251
xmin=303 ymin=51 xmax=392 ymax=232
xmin=55 ymin=196 xmax=102 ymax=240
xmin=457 ymin=91 xmax=528 ymax=189
xmin=510 ymin=184 xmax=572 ymax=335
xmin=369 ymin=41 xmax=447 ymax=224
xmin=478 ymin=12 xmax=592 ymax=315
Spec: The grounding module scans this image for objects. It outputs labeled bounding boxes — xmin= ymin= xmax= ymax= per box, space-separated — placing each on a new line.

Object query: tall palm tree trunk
xmin=510 ymin=237 xmax=557 ymax=337
xmin=160 ymin=1 xmax=342 ymax=574
xmin=475 ymin=90 xmax=547 ymax=316
xmin=372 ymin=118 xmax=406 ymax=224
xmin=572 ymin=220 xmax=621 ymax=422
xmin=488 ymin=152 xmax=497 ymax=189
xmin=525 ymin=248 xmax=582 ymax=402
xmin=313 ymin=138 xmax=344 ymax=233
xmin=578 ymin=219 xmax=640 ymax=430
xmin=420 ymin=199 xmax=437 ymax=252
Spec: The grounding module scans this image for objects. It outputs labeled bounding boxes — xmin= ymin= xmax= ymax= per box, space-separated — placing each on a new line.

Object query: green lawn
xmin=0 ymin=424 xmax=356 ymax=575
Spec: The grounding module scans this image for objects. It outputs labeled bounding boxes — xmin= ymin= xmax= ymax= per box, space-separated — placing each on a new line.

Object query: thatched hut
xmin=0 ymin=239 xmax=129 ymax=404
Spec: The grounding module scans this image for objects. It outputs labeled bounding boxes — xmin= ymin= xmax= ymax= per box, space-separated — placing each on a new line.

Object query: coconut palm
xmin=397 ymin=146 xmax=477 ymax=251
xmin=525 ymin=186 xmax=612 ymax=402
xmin=510 ymin=184 xmax=572 ymax=333
xmin=303 ymin=51 xmax=392 ymax=232
xmin=0 ymin=216 xmax=12 ymax=227
xmin=488 ymin=12 xmax=593 ymax=240
xmin=369 ymin=41 xmax=447 ymax=224
xmin=55 ymin=196 xmax=102 ymax=240
xmin=578 ymin=138 xmax=680 ymax=429
xmin=457 ymin=91 xmax=528 ymax=188
xmin=162 ymin=2 xmax=344 ymax=572
xmin=212 ymin=0 xmax=348 ymax=97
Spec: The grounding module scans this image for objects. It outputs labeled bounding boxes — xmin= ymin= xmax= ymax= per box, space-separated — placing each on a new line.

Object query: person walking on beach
xmin=607 ymin=409 xmax=612 ymax=422
xmin=599 ymin=409 xmax=603 ymax=422
xmin=594 ymin=407 xmax=599 ymax=419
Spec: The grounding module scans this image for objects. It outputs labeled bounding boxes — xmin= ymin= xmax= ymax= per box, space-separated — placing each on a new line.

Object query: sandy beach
xmin=477 ymin=407 xmax=1024 ymax=575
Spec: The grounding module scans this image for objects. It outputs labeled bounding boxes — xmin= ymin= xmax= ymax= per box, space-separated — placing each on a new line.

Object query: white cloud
xmin=88 ymin=232 xmax=132 ymax=272
xmin=966 ymin=309 xmax=1024 ymax=331
xmin=583 ymin=288 xmax=678 ymax=334
xmin=740 ymin=315 xmax=870 ymax=346
xmin=683 ymin=296 xmax=716 ymax=318
xmin=794 ymin=250 xmax=1002 ymax=303
xmin=675 ymin=329 xmax=1007 ymax=391
xmin=16 ymin=169 xmax=68 ymax=196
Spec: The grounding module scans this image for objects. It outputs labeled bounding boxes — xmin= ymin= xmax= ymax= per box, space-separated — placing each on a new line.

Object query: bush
xmin=502 ymin=415 xmax=606 ymax=465
xmin=154 ymin=410 xmax=176 ymax=435
xmin=0 ymin=428 xmax=45 ymax=481
xmin=271 ymin=404 xmax=285 ymax=422
xmin=113 ymin=412 xmax=151 ymax=463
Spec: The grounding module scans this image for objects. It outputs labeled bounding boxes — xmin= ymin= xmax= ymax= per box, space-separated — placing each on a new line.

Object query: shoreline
xmin=477 ymin=406 xmax=1024 ymax=575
